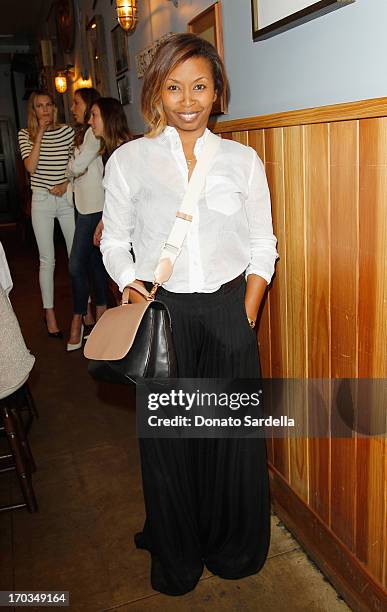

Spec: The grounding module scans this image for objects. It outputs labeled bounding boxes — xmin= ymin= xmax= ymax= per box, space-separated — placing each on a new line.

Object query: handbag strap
xmin=122 ymin=281 xmax=149 ymax=304
xmin=153 ymin=131 xmax=221 ymax=287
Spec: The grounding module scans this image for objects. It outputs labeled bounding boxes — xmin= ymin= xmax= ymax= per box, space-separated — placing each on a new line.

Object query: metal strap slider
xmin=162 ymin=242 xmax=180 ymax=256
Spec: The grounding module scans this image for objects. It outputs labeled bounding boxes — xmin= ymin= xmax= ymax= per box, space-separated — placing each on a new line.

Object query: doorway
xmin=0 ymin=118 xmax=19 ymax=224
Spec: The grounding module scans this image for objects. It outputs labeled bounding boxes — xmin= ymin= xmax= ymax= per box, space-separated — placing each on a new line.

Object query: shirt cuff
xmin=245 ymin=267 xmax=272 ymax=285
xmin=117 ymin=270 xmax=136 ymax=293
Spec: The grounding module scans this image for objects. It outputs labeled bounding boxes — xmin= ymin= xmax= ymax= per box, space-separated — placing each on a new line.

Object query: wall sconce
xmin=54 ymin=65 xmax=74 ymax=94
xmin=77 ymin=77 xmax=93 ymax=88
xmin=116 ymin=0 xmax=138 ymax=33
xmin=55 ymin=72 xmax=68 ymax=94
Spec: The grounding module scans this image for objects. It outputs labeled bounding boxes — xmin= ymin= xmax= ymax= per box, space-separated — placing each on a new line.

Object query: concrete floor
xmin=0 ymin=226 xmax=351 ymax=611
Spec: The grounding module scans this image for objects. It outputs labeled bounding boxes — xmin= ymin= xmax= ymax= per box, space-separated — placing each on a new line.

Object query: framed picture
xmin=117 ymin=73 xmax=132 ymax=106
xmin=251 ymin=0 xmax=355 ymax=41
xmin=111 ymin=24 xmax=130 ymax=75
xmin=135 ymin=33 xmax=175 ymax=79
xmin=86 ymin=15 xmax=109 ymax=94
xmin=188 ymin=2 xmax=226 ymax=115
xmin=55 ymin=0 xmax=75 ymax=54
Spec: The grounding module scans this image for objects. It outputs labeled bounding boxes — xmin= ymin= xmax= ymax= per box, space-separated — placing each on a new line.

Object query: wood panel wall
xmin=216 ymin=99 xmax=387 ymax=611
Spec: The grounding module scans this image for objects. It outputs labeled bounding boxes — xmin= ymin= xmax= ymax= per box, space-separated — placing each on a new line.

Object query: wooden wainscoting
xmin=215 ymin=97 xmax=387 ymax=612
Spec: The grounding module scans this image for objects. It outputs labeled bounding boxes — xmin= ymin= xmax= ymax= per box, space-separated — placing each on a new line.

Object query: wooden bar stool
xmin=10 ymin=381 xmax=39 ymax=433
xmin=0 ymin=378 xmax=38 ymax=513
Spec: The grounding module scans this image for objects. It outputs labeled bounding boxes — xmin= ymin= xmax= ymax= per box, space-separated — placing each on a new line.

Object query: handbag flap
xmin=84 ymin=301 xmax=151 ymax=360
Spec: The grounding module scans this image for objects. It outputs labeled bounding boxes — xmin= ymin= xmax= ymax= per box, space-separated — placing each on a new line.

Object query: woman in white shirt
xmin=101 ymin=34 xmax=278 ymax=596
xmin=66 ymin=88 xmax=108 ymax=351
xmin=88 ymin=96 xmax=132 ymax=249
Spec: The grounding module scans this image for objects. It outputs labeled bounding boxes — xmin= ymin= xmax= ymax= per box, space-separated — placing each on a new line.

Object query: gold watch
xmin=247 ymin=317 xmax=256 ymax=329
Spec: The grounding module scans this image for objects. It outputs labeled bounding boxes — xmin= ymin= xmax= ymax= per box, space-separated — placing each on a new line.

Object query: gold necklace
xmin=185 ymin=158 xmax=195 ymax=168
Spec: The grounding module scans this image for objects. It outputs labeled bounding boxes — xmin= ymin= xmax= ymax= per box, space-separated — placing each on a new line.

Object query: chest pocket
xmin=205 ymin=175 xmax=243 ymax=216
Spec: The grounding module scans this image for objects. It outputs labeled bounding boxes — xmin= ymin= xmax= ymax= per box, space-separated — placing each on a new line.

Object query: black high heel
xmin=43 ymin=316 xmax=63 ymax=339
xmin=82 ymin=315 xmax=95 ymax=340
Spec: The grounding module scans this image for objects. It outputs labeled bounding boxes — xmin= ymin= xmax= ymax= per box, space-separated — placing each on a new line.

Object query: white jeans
xmin=31 ymin=191 xmax=75 ymax=309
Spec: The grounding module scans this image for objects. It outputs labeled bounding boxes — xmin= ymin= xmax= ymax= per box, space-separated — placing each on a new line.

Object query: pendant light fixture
xmin=116 ymin=0 xmax=138 ymax=33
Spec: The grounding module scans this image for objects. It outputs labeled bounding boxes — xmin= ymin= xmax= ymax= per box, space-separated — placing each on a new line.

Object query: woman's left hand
xmin=49 ymin=181 xmax=69 ymax=197
xmin=93 ymin=220 xmax=104 ymax=246
xmin=245 ymin=274 xmax=267 ymax=328
xmin=245 ymin=304 xmax=259 ymax=324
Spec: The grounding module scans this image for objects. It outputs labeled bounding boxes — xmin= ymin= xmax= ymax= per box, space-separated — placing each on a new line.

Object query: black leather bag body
xmin=87 ymin=299 xmax=178 ymax=385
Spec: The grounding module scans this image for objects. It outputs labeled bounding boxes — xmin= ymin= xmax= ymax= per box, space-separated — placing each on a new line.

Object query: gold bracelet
xmin=247 ymin=317 xmax=256 ymax=329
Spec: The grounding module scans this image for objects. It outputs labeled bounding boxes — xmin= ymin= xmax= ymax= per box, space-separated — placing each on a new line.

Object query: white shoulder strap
xmin=154 ymin=131 xmax=221 ymax=285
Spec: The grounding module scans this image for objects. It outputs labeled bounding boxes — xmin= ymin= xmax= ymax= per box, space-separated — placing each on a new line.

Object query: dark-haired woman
xmin=88 ymin=97 xmax=131 ymax=247
xmin=101 ymin=34 xmax=278 ymax=595
xmin=89 ymin=96 xmax=132 ymax=164
xmin=66 ymin=87 xmax=108 ymax=351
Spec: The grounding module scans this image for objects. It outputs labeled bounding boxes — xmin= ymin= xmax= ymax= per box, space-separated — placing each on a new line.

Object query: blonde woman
xmin=18 ymin=91 xmax=75 ymax=337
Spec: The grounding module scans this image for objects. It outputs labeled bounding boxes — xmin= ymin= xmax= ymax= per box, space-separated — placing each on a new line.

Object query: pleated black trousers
xmin=137 ymin=276 xmax=270 ymax=595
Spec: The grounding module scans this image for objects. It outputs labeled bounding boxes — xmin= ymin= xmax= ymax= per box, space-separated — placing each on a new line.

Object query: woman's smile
xmin=161 ymin=56 xmax=216 ymax=139
xmin=176 ymin=111 xmax=201 ymax=122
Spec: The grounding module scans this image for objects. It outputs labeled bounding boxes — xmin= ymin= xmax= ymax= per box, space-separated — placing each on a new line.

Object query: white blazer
xmin=66 ymin=127 xmax=105 ymax=214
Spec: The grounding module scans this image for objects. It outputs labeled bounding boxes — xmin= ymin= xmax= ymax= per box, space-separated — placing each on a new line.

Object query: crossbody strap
xmin=153 ymin=131 xmax=221 ymax=286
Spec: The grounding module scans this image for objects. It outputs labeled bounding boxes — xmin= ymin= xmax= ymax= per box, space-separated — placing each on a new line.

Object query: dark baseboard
xmin=269 ymin=466 xmax=387 ymax=612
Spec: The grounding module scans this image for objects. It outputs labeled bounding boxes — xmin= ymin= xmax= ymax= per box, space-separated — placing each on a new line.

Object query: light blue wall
xmin=76 ymin=0 xmax=387 ymax=134
xmin=125 ymin=0 xmax=215 ymax=133
xmin=222 ymin=0 xmax=387 ymax=121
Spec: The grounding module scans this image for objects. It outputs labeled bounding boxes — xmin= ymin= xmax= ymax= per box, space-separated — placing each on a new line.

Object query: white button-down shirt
xmin=101 ymin=127 xmax=278 ymax=293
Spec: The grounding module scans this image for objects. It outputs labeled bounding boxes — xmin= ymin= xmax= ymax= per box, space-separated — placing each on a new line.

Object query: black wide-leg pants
xmin=137 ymin=276 xmax=271 ymax=596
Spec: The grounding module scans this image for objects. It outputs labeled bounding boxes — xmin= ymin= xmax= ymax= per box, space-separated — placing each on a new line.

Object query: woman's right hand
xmin=24 ymin=118 xmax=49 ymax=173
xmin=37 ymin=117 xmax=51 ymax=135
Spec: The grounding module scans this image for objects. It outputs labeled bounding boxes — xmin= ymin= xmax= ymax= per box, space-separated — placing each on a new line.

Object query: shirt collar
xmin=159 ymin=126 xmax=210 ymax=156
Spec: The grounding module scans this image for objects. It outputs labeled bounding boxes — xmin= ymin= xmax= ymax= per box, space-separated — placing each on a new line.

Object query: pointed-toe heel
xmin=82 ymin=315 xmax=95 ymax=340
xmin=66 ymin=324 xmax=84 ymax=352
xmin=43 ymin=316 xmax=63 ymax=338
xmin=49 ymin=330 xmax=63 ymax=339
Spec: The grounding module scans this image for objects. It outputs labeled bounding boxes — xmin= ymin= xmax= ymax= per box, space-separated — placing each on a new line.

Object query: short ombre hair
xmin=141 ymin=33 xmax=228 ymax=137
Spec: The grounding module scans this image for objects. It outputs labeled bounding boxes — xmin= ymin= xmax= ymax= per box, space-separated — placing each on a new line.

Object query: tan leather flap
xmin=84 ymin=301 xmax=151 ymax=360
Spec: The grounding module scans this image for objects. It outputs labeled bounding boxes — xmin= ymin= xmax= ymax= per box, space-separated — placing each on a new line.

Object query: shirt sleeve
xmin=66 ymin=127 xmax=100 ymax=178
xmin=18 ymin=130 xmax=32 ymax=160
xmin=100 ymin=153 xmax=136 ymax=292
xmin=68 ymin=127 xmax=75 ymax=160
xmin=244 ymin=149 xmax=279 ymax=284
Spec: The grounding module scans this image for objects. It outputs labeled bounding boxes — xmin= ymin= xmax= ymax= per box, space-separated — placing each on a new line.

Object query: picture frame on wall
xmin=135 ymin=33 xmax=175 ymax=79
xmin=117 ymin=73 xmax=132 ymax=106
xmin=188 ymin=2 xmax=226 ymax=115
xmin=55 ymin=0 xmax=75 ymax=55
xmin=86 ymin=15 xmax=109 ymax=95
xmin=251 ymin=0 xmax=355 ymax=41
xmin=111 ymin=24 xmax=130 ymax=75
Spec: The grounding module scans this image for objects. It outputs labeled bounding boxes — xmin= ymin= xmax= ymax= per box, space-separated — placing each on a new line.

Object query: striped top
xmin=18 ymin=125 xmax=74 ymax=191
